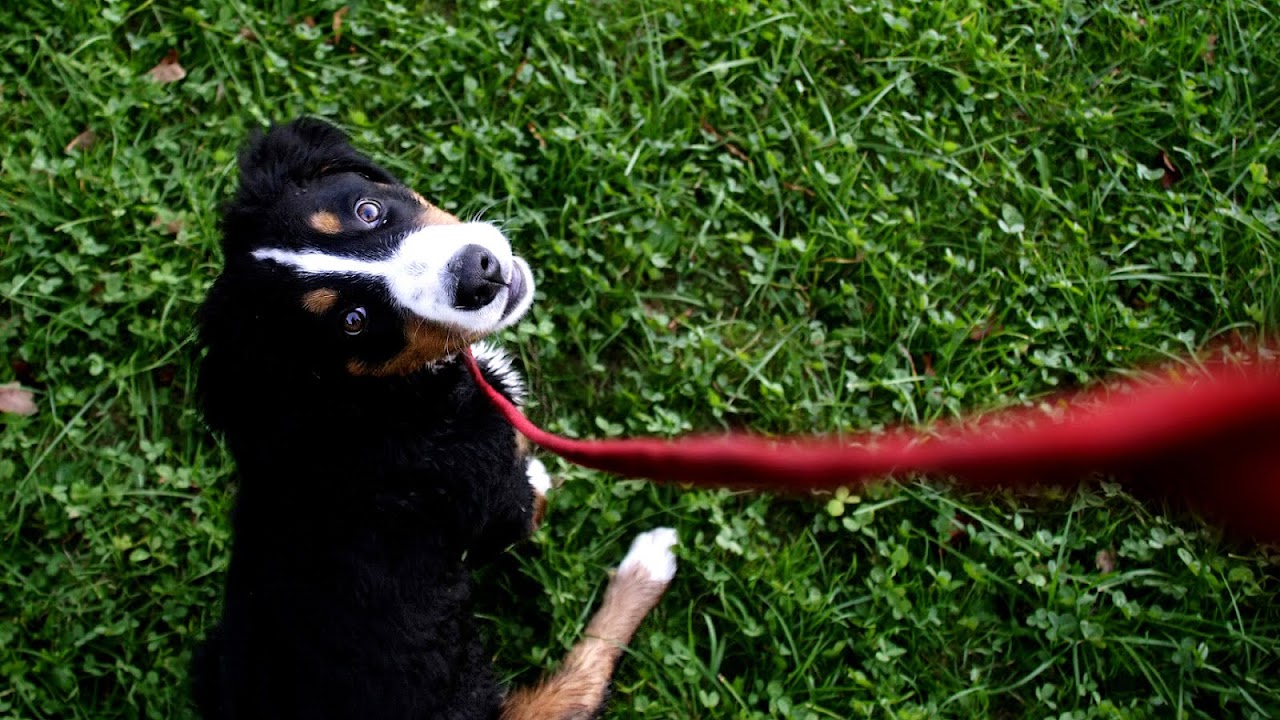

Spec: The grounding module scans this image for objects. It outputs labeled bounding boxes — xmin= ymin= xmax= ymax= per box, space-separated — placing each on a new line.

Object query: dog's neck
xmin=206 ymin=358 xmax=496 ymax=501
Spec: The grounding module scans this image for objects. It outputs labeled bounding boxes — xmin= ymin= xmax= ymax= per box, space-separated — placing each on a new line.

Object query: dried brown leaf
xmin=1203 ymin=34 xmax=1218 ymax=65
xmin=699 ymin=118 xmax=752 ymax=165
xmin=148 ymin=49 xmax=187 ymax=84
xmin=65 ymin=129 xmax=97 ymax=153
xmin=526 ymin=122 xmax=546 ymax=149
xmin=969 ymin=317 xmax=1002 ymax=341
xmin=507 ymin=57 xmax=529 ymax=91
xmin=151 ymin=214 xmax=184 ymax=235
xmin=0 ymin=383 xmax=36 ymax=416
xmin=1158 ymin=150 xmax=1182 ymax=190
xmin=332 ymin=6 xmax=350 ymax=44
xmin=1095 ymin=549 xmax=1117 ymax=574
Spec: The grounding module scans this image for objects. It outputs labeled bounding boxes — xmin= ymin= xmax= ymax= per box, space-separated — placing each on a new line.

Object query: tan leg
xmin=502 ymin=529 xmax=678 ymax=720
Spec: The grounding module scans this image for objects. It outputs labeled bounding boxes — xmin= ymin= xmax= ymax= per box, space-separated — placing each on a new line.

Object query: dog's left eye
xmin=342 ymin=307 xmax=368 ymax=335
xmin=354 ymin=200 xmax=382 ymax=225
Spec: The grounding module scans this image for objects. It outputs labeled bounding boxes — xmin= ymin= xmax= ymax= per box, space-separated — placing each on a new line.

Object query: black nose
xmin=450 ymin=244 xmax=504 ymax=310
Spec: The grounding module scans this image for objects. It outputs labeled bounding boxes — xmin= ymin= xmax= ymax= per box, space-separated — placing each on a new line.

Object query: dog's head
xmin=206 ymin=118 xmax=533 ymax=372
xmin=199 ymin=119 xmax=534 ymax=431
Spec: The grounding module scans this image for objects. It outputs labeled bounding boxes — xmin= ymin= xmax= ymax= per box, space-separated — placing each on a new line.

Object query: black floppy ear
xmin=219 ymin=117 xmax=396 ymax=254
xmin=234 ymin=118 xmax=377 ymax=204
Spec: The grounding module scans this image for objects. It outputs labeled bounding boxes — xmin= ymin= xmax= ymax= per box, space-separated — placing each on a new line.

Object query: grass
xmin=2 ymin=0 xmax=1279 ymax=717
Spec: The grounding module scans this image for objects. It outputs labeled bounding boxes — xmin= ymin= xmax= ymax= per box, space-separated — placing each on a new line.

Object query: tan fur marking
xmin=301 ymin=288 xmax=339 ymax=314
xmin=530 ymin=493 xmax=547 ymax=531
xmin=309 ymin=211 xmax=343 ymax=234
xmin=501 ymin=566 xmax=670 ymax=720
xmin=347 ymin=318 xmax=473 ymax=377
xmin=398 ymin=187 xmax=460 ymax=225
xmin=515 ymin=432 xmax=532 ymax=458
xmin=418 ymin=204 xmax=461 ymax=226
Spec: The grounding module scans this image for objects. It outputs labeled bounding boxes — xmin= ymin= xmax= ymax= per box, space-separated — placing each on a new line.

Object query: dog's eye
xmin=354 ymin=200 xmax=382 ymax=225
xmin=342 ymin=307 xmax=368 ymax=336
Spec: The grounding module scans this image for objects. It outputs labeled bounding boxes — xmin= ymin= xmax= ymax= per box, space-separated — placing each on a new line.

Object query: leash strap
xmin=463 ymin=348 xmax=1280 ymax=540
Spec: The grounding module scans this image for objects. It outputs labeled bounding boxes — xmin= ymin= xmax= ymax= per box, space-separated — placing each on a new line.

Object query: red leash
xmin=464 ymin=349 xmax=1280 ymax=541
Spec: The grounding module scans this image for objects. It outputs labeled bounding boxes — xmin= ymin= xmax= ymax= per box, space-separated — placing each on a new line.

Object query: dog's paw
xmin=619 ymin=527 xmax=678 ymax=584
xmin=525 ymin=457 xmax=551 ymax=530
xmin=526 ymin=457 xmax=552 ymax=497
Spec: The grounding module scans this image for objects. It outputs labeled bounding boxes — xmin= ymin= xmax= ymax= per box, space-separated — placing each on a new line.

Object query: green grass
xmin=2 ymin=0 xmax=1279 ymax=717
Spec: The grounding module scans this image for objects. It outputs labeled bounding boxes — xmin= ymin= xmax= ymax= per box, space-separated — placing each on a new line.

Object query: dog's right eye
xmin=342 ymin=307 xmax=368 ymax=335
xmin=354 ymin=200 xmax=382 ymax=226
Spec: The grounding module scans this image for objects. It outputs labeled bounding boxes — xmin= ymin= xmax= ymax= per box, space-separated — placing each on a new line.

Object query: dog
xmin=192 ymin=117 xmax=677 ymax=719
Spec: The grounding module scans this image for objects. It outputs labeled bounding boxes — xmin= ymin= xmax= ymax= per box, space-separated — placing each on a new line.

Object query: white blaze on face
xmin=252 ymin=222 xmax=535 ymax=334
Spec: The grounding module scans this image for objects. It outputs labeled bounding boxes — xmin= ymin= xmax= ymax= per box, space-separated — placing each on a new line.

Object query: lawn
xmin=2 ymin=0 xmax=1279 ymax=718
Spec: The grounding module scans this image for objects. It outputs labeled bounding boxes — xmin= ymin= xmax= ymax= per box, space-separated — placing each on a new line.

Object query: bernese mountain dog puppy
xmin=193 ymin=117 xmax=677 ymax=720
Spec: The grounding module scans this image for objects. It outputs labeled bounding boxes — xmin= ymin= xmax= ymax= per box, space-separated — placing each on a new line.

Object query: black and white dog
xmin=193 ymin=118 xmax=677 ymax=719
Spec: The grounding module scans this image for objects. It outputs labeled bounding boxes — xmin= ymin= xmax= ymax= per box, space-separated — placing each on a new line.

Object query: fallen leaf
xmin=64 ymin=129 xmax=97 ymax=153
xmin=507 ymin=57 xmax=529 ymax=91
xmin=0 ymin=383 xmax=36 ymax=416
xmin=898 ymin=344 xmax=918 ymax=376
xmin=526 ymin=122 xmax=546 ymax=149
xmin=238 ymin=27 xmax=258 ymax=42
xmin=943 ymin=514 xmax=971 ymax=554
xmin=969 ymin=317 xmax=1002 ymax=341
xmin=1095 ymin=549 xmax=1117 ymax=574
xmin=332 ymin=6 xmax=350 ymax=44
xmin=150 ymin=214 xmax=184 ymax=235
xmin=783 ymin=182 xmax=815 ymax=197
xmin=1203 ymin=34 xmax=1218 ymax=65
xmin=148 ymin=49 xmax=187 ymax=84
xmin=667 ymin=308 xmax=694 ymax=331
xmin=1157 ymin=150 xmax=1182 ymax=190
xmin=699 ymin=118 xmax=752 ymax=165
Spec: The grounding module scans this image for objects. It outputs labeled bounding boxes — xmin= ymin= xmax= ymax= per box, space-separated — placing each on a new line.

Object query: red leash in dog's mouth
xmin=463 ymin=347 xmax=1280 ymax=540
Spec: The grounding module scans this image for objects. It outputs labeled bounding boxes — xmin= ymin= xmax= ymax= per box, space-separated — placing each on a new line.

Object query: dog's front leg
xmin=500 ymin=528 xmax=678 ymax=720
xmin=466 ymin=446 xmax=554 ymax=562
xmin=523 ymin=454 xmax=551 ymax=531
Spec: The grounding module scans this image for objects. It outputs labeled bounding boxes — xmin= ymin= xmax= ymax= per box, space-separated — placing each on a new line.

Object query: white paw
xmin=525 ymin=457 xmax=552 ymax=497
xmin=619 ymin=527 xmax=678 ymax=583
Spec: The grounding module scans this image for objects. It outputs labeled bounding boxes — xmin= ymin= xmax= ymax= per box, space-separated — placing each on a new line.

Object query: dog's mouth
xmin=501 ymin=258 xmax=530 ymax=319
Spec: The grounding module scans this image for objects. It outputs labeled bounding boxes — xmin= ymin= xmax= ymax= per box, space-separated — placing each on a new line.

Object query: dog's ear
xmin=233 ymin=118 xmax=397 ymax=205
xmin=220 ymin=118 xmax=397 ymax=253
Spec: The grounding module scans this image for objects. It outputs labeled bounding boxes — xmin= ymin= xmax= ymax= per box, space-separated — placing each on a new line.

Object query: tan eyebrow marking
xmin=419 ymin=205 xmax=461 ymax=226
xmin=309 ymin=211 xmax=343 ymax=234
xmin=404 ymin=189 xmax=460 ymax=225
xmin=301 ymin=288 xmax=339 ymax=314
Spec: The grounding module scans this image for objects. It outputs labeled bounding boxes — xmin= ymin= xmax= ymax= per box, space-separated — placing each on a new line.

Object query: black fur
xmin=194 ymin=119 xmax=537 ymax=719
